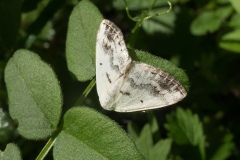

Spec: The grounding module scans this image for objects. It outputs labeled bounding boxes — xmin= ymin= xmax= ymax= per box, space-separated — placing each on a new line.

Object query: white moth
xmin=96 ymin=19 xmax=187 ymax=112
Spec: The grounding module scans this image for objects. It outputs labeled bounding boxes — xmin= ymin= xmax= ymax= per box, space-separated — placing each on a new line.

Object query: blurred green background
xmin=0 ymin=0 xmax=240 ymax=159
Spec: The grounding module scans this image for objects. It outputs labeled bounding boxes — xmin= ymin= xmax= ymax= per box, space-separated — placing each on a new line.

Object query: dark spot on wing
xmin=106 ymin=30 xmax=115 ymax=41
xmin=105 ymin=24 xmax=110 ymax=30
xmin=120 ymin=91 xmax=131 ymax=96
xmin=106 ymin=73 xmax=112 ymax=83
xmin=127 ymin=78 xmax=161 ymax=97
xmin=103 ymin=43 xmax=111 ymax=50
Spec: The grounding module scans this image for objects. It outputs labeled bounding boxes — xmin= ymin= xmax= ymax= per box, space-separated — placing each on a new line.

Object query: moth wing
xmin=96 ymin=19 xmax=131 ymax=109
xmin=113 ymin=62 xmax=187 ymax=112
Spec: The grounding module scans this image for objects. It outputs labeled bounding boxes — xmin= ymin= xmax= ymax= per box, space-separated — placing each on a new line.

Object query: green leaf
xmin=219 ymin=29 xmax=240 ymax=53
xmin=0 ymin=0 xmax=21 ymax=50
xmin=134 ymin=123 xmax=172 ymax=160
xmin=135 ymin=124 xmax=153 ymax=158
xmin=165 ymin=108 xmax=204 ymax=146
xmin=53 ymin=107 xmax=144 ymax=160
xmin=215 ymin=5 xmax=233 ymax=19
xmin=4 ymin=49 xmax=62 ymax=139
xmin=38 ymin=21 xmax=55 ymax=41
xmin=66 ymin=0 xmax=103 ymax=81
xmin=208 ymin=128 xmax=234 ymax=160
xmin=168 ymin=155 xmax=184 ymax=160
xmin=230 ymin=0 xmax=240 ymax=14
xmin=190 ymin=11 xmax=222 ymax=36
xmin=142 ymin=11 xmax=176 ymax=34
xmin=0 ymin=143 xmax=21 ymax=160
xmin=210 ymin=142 xmax=234 ymax=160
xmin=191 ymin=5 xmax=233 ymax=36
xmin=129 ymin=49 xmax=189 ymax=91
xmin=149 ymin=138 xmax=172 ymax=160
xmin=147 ymin=112 xmax=159 ymax=136
xmin=228 ymin=13 xmax=240 ymax=28
xmin=127 ymin=121 xmax=140 ymax=142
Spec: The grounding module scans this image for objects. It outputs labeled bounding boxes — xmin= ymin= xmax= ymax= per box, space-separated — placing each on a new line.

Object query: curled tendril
xmin=124 ymin=0 xmax=172 ymax=48
xmin=144 ymin=1 xmax=172 ymax=20
xmin=123 ymin=0 xmax=172 ymax=22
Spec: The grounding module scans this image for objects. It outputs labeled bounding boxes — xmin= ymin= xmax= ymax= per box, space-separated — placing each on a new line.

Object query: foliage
xmin=0 ymin=0 xmax=239 ymax=159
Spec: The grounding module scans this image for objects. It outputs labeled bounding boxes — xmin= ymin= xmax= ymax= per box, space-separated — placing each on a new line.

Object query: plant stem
xmin=74 ymin=78 xmax=96 ymax=106
xmin=35 ymin=78 xmax=96 ymax=159
xmin=35 ymin=126 xmax=62 ymax=160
